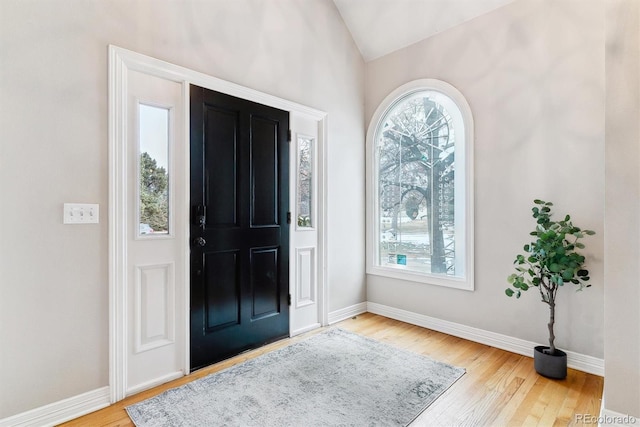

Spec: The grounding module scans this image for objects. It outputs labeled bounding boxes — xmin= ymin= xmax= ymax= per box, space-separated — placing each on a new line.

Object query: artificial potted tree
xmin=505 ymin=199 xmax=595 ymax=379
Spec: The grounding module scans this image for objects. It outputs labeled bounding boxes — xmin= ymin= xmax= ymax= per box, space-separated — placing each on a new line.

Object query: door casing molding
xmin=108 ymin=45 xmax=328 ymax=403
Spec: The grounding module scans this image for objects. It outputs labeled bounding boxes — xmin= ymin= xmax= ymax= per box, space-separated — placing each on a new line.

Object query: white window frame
xmin=366 ymin=79 xmax=474 ymax=291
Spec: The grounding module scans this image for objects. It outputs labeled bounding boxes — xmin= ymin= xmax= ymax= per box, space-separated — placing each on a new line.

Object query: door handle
xmin=194 ymin=205 xmax=206 ymax=229
xmin=193 ymin=237 xmax=206 ymax=247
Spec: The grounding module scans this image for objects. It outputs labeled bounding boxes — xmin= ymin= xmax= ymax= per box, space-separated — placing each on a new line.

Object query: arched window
xmin=366 ymin=79 xmax=474 ymax=290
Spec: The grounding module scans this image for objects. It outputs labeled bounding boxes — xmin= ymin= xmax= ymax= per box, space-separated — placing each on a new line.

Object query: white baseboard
xmin=598 ymin=406 xmax=639 ymax=427
xmin=328 ymin=302 xmax=368 ymax=325
xmin=367 ymin=302 xmax=604 ymax=376
xmin=0 ymin=386 xmax=110 ymax=427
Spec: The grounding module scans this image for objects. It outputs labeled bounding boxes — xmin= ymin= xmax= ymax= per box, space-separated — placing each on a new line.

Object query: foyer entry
xmin=109 ymin=46 xmax=327 ymax=401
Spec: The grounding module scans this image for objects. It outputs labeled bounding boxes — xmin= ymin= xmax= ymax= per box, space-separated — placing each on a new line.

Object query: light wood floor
xmin=60 ymin=313 xmax=603 ymax=427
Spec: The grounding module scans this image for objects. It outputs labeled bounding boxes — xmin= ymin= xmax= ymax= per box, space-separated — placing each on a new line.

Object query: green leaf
xmin=534 ymin=199 xmax=544 ymax=205
xmin=584 ymin=230 xmax=596 ymax=235
xmin=575 ymin=242 xmax=585 ymax=249
xmin=505 ymin=288 xmax=515 ymax=297
xmin=577 ymin=269 xmax=588 ymax=277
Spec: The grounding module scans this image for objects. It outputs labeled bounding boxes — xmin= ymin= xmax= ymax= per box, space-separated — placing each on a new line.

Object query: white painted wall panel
xmin=136 ymin=264 xmax=174 ymax=353
xmin=296 ymin=248 xmax=315 ymax=306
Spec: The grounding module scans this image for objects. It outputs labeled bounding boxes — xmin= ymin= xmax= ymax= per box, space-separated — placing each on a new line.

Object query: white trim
xmin=598 ymin=405 xmax=639 ymax=427
xmin=181 ymin=78 xmax=191 ymax=377
xmin=0 ymin=387 xmax=110 ymax=427
xmin=108 ymin=45 xmax=128 ymax=403
xmin=109 ymin=45 xmax=329 ymax=401
xmin=365 ymin=78 xmax=474 ymax=291
xmin=319 ymin=117 xmax=329 ymax=327
xmin=367 ymin=302 xmax=604 ymax=376
xmin=328 ymin=302 xmax=368 ymax=324
xmin=126 ymin=371 xmax=184 ymax=396
xmin=110 ymin=46 xmax=326 ymax=121
xmin=291 ymin=322 xmax=322 ymax=337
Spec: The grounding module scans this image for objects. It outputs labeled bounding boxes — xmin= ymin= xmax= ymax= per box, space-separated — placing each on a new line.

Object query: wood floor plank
xmin=58 ymin=313 xmax=603 ymax=427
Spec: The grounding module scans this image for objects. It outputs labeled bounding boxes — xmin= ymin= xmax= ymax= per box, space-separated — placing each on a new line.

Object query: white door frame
xmin=108 ymin=45 xmax=328 ymax=403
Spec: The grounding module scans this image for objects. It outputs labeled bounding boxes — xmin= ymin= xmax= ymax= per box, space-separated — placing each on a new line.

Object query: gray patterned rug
xmin=126 ymin=328 xmax=465 ymax=426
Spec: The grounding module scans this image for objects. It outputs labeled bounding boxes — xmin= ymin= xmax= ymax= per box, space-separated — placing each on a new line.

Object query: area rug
xmin=126 ymin=328 xmax=465 ymax=426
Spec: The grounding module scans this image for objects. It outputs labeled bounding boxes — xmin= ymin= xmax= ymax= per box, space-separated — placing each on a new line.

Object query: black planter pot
xmin=533 ymin=346 xmax=567 ymax=379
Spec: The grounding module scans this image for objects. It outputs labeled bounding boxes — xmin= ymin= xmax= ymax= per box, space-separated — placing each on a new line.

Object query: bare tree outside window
xmin=297 ymin=136 xmax=313 ymax=228
xmin=377 ymin=93 xmax=456 ymax=275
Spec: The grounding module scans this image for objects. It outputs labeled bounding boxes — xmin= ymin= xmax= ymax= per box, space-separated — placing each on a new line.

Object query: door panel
xmin=204 ymin=106 xmax=239 ymax=227
xmin=204 ymin=251 xmax=240 ymax=330
xmin=251 ymin=116 xmax=280 ymax=227
xmin=250 ymin=247 xmax=280 ymax=319
xmin=190 ymin=85 xmax=290 ymax=371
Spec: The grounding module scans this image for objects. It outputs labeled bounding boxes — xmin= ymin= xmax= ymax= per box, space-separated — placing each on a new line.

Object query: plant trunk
xmin=548 ymin=300 xmax=556 ymax=354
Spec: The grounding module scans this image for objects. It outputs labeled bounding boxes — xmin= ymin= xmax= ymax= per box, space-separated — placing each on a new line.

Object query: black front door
xmin=190 ymin=85 xmax=290 ymax=371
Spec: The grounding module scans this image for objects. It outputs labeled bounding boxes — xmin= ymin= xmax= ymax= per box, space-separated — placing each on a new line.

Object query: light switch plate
xmin=64 ymin=203 xmax=99 ymax=224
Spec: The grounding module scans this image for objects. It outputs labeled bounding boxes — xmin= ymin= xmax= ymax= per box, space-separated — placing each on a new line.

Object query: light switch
xmin=64 ymin=203 xmax=99 ymax=224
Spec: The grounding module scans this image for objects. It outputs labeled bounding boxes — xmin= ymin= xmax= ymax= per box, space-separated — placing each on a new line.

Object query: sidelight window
xmin=296 ymin=135 xmax=314 ymax=229
xmin=138 ymin=103 xmax=170 ymax=236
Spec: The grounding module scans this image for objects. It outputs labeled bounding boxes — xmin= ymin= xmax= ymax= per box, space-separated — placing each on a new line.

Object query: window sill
xmin=367 ymin=265 xmax=474 ymax=291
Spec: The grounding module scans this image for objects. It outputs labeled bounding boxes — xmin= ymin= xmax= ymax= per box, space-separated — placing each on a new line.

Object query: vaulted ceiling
xmin=333 ymin=0 xmax=518 ymax=61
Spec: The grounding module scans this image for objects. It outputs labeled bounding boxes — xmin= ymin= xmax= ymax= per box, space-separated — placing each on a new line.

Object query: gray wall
xmin=0 ymin=0 xmax=365 ymax=418
xmin=604 ymin=0 xmax=640 ymax=418
xmin=365 ymin=0 xmax=640 ymax=418
xmin=365 ymin=0 xmax=605 ymax=359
